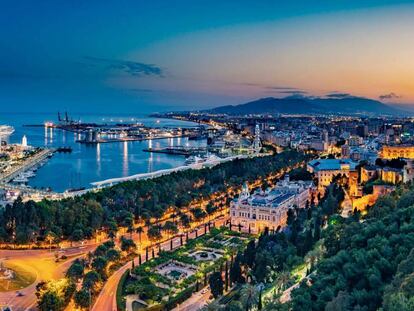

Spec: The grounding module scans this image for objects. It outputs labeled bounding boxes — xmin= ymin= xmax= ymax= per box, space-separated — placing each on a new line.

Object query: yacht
xmin=0 ymin=125 xmax=14 ymax=137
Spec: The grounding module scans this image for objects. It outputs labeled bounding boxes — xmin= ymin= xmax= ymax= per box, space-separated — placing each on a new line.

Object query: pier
xmin=143 ymin=146 xmax=207 ymax=156
xmin=0 ymin=148 xmax=55 ymax=183
xmin=76 ymin=134 xmax=198 ymax=144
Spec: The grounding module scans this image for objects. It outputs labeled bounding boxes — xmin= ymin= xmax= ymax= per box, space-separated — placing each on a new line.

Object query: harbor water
xmin=0 ymin=112 xmax=206 ymax=192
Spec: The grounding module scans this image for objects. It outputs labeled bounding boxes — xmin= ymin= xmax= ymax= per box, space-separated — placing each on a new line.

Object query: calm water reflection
xmin=0 ymin=113 xmax=204 ymax=192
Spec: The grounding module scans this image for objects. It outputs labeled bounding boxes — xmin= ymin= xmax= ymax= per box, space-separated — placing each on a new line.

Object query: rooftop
xmin=308 ymin=158 xmax=358 ymax=171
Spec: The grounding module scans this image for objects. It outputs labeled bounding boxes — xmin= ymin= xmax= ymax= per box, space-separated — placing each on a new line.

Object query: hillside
xmin=290 ymin=186 xmax=414 ymax=311
xmin=208 ymin=96 xmax=404 ymax=116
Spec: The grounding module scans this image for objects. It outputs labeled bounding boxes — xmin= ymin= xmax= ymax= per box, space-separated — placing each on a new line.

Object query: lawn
xmin=0 ymin=261 xmax=37 ymax=292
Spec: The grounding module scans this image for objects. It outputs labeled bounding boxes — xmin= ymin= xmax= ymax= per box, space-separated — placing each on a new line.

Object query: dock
xmin=143 ymin=147 xmax=207 ymax=156
xmin=0 ymin=148 xmax=55 ymax=183
xmin=76 ymin=134 xmax=195 ymax=144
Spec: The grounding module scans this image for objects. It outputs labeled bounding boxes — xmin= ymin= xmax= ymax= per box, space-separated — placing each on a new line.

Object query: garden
xmin=119 ymin=227 xmax=250 ymax=311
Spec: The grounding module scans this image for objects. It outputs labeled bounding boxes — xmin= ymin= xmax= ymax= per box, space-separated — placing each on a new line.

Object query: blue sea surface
xmin=0 ymin=112 xmax=205 ymax=192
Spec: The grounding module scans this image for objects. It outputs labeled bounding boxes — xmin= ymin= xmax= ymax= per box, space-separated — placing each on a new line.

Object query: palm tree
xmin=275 ymin=271 xmax=290 ymax=294
xmin=136 ymin=226 xmax=143 ymax=243
xmin=241 ymin=284 xmax=259 ymax=311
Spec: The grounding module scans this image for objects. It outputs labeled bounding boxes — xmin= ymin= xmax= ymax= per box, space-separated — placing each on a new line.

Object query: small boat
xmin=13 ymin=175 xmax=29 ymax=183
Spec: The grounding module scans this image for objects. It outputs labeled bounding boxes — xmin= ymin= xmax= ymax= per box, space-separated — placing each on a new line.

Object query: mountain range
xmin=207 ymin=95 xmax=406 ymax=116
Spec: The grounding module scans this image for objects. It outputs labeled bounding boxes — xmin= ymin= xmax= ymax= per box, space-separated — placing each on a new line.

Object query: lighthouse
xmin=21 ymin=135 xmax=28 ymax=149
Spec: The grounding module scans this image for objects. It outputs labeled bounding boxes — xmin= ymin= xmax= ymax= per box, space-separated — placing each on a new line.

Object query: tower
xmin=252 ymin=124 xmax=262 ymax=152
xmin=239 ymin=182 xmax=250 ymax=201
xmin=21 ymin=135 xmax=28 ymax=148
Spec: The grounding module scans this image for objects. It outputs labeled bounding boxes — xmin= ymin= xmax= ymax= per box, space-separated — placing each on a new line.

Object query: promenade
xmin=91 ymin=153 xmax=270 ymax=188
xmin=0 ymin=148 xmax=55 ymax=183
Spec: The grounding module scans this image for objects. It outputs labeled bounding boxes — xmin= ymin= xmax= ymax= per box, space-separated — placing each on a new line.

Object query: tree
xmin=230 ymin=253 xmax=245 ymax=284
xmin=83 ymin=271 xmax=101 ymax=291
xmin=209 ymin=271 xmax=224 ymax=298
xmin=163 ymin=221 xmax=178 ymax=236
xmin=180 ymin=213 xmax=191 ymax=229
xmin=38 ymin=290 xmax=64 ymax=311
xmin=74 ymin=289 xmax=91 ymax=309
xmin=136 ymin=226 xmax=143 ymax=243
xmin=325 ymin=291 xmax=352 ymax=311
xmin=244 ymin=240 xmax=256 ymax=268
xmin=66 ymin=261 xmax=84 ymax=280
xmin=241 ymin=284 xmax=258 ymax=311
xmin=106 ymin=249 xmax=121 ymax=262
xmin=191 ymin=207 xmax=207 ymax=222
xmin=91 ymin=256 xmax=108 ymax=278
xmin=147 ymin=226 xmax=163 ymax=244
xmin=120 ymin=237 xmax=136 ymax=253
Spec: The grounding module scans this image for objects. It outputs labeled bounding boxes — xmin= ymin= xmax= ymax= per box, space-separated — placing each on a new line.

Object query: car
xmin=201 ymin=288 xmax=208 ymax=294
xmin=16 ymin=291 xmax=24 ymax=297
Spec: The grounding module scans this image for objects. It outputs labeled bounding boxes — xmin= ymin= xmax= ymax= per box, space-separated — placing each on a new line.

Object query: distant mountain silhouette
xmin=208 ymin=96 xmax=404 ymax=116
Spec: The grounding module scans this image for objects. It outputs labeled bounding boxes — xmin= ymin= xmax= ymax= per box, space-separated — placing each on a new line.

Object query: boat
xmin=13 ymin=175 xmax=29 ymax=183
xmin=185 ymin=155 xmax=205 ymax=165
xmin=0 ymin=125 xmax=14 ymax=137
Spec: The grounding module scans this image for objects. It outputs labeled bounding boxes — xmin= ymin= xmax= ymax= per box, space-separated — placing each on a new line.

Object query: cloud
xmin=264 ymin=86 xmax=300 ymax=90
xmin=84 ymin=56 xmax=163 ymax=77
xmin=326 ymin=93 xmax=352 ymax=98
xmin=277 ymin=90 xmax=307 ymax=95
xmin=379 ymin=92 xmax=401 ymax=100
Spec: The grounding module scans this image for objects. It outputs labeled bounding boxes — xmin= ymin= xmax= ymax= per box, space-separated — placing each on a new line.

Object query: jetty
xmin=143 ymin=147 xmax=207 ymax=156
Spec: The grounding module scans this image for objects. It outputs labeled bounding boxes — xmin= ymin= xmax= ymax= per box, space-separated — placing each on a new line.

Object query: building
xmin=341 ymin=144 xmax=350 ymax=159
xmin=403 ymin=160 xmax=414 ymax=183
xmin=230 ymin=176 xmax=313 ymax=233
xmin=356 ymin=125 xmax=368 ymax=138
xmin=307 ymin=158 xmax=358 ymax=189
xmin=361 ymin=165 xmax=377 ymax=183
xmin=379 ymin=145 xmax=414 ymax=159
xmin=379 ymin=167 xmax=403 ymax=184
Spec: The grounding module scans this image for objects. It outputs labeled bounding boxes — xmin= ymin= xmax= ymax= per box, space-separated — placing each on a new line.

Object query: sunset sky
xmin=1 ymin=0 xmax=414 ymax=112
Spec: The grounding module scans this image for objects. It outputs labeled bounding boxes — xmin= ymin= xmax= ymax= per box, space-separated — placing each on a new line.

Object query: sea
xmin=0 ymin=112 xmax=206 ymax=192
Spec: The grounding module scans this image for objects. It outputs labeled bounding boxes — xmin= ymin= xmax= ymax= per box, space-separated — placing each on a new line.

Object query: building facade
xmin=307 ymin=158 xmax=358 ymax=189
xmin=379 ymin=145 xmax=414 ymax=159
xmin=230 ymin=177 xmax=313 ymax=233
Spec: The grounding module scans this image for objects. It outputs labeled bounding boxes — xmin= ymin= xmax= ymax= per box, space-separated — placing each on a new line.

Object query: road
xmin=173 ymin=288 xmax=211 ymax=311
xmin=0 ymin=244 xmax=98 ymax=311
xmin=92 ymin=216 xmax=229 ymax=311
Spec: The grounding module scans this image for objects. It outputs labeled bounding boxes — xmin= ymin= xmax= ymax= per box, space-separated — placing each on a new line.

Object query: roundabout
xmin=0 ymin=261 xmax=36 ymax=292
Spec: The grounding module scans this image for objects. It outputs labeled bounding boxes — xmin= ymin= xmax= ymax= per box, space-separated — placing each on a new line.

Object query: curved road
xmin=0 ymin=244 xmax=98 ymax=311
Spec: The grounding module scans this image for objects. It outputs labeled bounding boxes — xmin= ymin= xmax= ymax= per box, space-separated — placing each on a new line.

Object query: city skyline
xmin=2 ymin=1 xmax=414 ymax=113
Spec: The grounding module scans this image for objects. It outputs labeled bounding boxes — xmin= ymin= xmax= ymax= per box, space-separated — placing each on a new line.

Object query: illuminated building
xmin=379 ymin=167 xmax=403 ymax=184
xmin=379 ymin=145 xmax=414 ymax=159
xmin=230 ymin=176 xmax=313 ymax=233
xmin=307 ymin=158 xmax=358 ymax=190
xmin=360 ymin=166 xmax=377 ymax=183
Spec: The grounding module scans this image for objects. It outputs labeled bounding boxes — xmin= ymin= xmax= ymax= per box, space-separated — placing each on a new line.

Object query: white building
xmin=230 ymin=176 xmax=313 ymax=233
xmin=307 ymin=159 xmax=358 ymax=187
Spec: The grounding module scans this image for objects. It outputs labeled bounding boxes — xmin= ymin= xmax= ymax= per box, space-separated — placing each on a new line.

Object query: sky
xmin=1 ymin=0 xmax=414 ymax=113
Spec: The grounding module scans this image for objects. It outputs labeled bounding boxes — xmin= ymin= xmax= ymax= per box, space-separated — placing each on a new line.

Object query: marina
xmin=0 ymin=113 xmax=208 ymax=193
